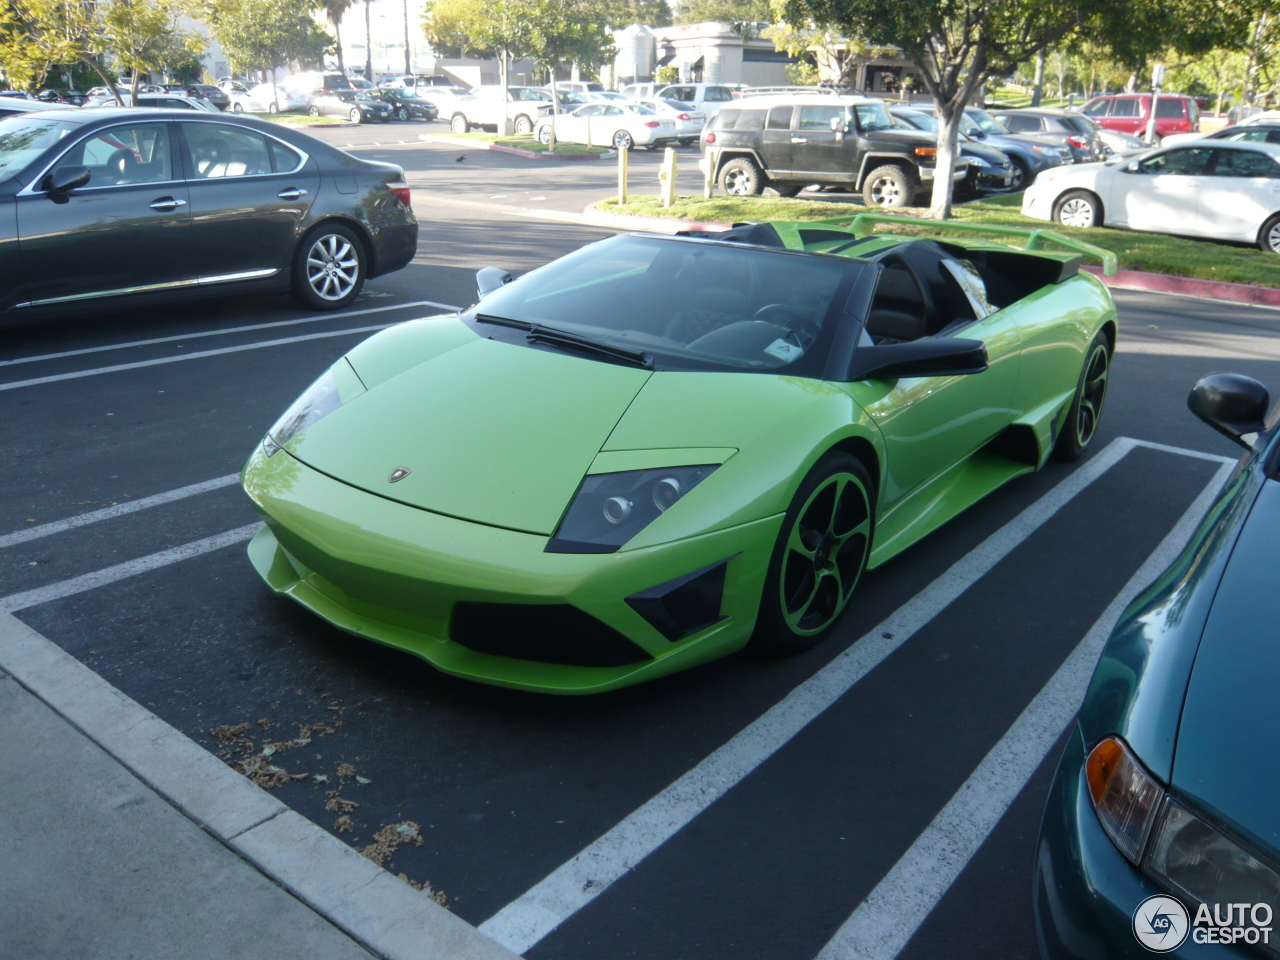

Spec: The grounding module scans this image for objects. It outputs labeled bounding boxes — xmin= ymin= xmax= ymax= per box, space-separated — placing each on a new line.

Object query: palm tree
xmin=318 ymin=0 xmax=354 ymax=73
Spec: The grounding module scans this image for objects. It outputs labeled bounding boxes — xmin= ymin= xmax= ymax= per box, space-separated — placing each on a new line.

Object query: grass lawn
xmin=248 ymin=112 xmax=346 ymax=126
xmin=595 ymin=193 xmax=1280 ymax=288
xmin=985 ymin=89 xmax=1079 ymax=110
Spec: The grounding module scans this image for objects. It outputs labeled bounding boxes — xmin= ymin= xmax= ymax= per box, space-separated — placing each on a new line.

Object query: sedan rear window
xmin=0 ymin=117 xmax=75 ymax=178
xmin=466 ymin=235 xmax=856 ymax=374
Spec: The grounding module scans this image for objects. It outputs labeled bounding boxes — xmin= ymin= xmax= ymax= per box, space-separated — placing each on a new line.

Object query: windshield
xmin=0 ymin=117 xmax=75 ymax=178
xmin=902 ymin=111 xmax=938 ymax=132
xmin=967 ymin=109 xmax=1010 ymax=135
xmin=854 ymin=102 xmax=893 ymax=132
xmin=465 ymin=235 xmax=855 ymax=374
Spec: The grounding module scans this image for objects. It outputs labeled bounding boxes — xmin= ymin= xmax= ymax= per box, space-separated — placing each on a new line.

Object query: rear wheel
xmin=451 ymin=113 xmax=469 ymax=134
xmin=862 ymin=164 xmax=914 ymax=208
xmin=1052 ymin=332 xmax=1111 ymax=461
xmin=291 ymin=224 xmax=366 ymax=311
xmin=1054 ymin=189 xmax=1101 ymax=228
xmin=1258 ymin=213 xmax=1280 ymax=253
xmin=308 ymin=105 xmax=320 ymax=117
xmin=719 ymin=156 xmax=764 ymax=196
xmin=232 ymin=102 xmax=244 ymax=114
xmin=753 ymin=453 xmax=873 ymax=654
xmin=267 ymin=102 xmax=278 ymax=115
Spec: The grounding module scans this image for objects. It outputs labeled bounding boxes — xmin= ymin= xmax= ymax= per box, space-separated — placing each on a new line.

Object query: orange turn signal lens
xmin=1085 ymin=736 xmax=1163 ymax=863
xmin=914 ymin=146 xmax=938 ymax=156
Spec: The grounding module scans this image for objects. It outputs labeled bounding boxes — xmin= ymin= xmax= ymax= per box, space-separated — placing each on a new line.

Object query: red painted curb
xmin=1081 ymin=265 xmax=1280 ymax=307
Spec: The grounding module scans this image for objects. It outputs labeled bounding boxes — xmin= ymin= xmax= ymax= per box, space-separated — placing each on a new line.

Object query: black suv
xmin=700 ymin=95 xmax=968 ymax=207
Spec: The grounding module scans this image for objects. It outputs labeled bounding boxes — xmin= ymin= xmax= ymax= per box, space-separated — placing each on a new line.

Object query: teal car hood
xmin=290 ymin=337 xmax=651 ymax=535
xmin=1172 ymin=476 xmax=1280 ymax=859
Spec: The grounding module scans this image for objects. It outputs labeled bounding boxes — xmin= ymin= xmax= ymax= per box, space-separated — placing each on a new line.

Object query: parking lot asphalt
xmin=3 ymin=135 xmax=1279 ymax=959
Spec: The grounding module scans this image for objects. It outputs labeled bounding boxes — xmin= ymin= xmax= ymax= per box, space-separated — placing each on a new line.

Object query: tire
xmin=719 ymin=156 xmax=764 ymax=196
xmin=291 ymin=224 xmax=366 ymax=311
xmin=232 ymin=102 xmax=244 ymax=114
xmin=268 ymin=102 xmax=278 ymax=115
xmin=515 ymin=114 xmax=533 ymax=135
xmin=752 ymin=453 xmax=874 ymax=654
xmin=1054 ymin=189 xmax=1102 ymax=228
xmin=679 ymin=137 xmax=694 ymax=146
xmin=380 ymin=116 xmax=391 ymax=123
xmin=396 ymin=106 xmax=409 ymax=121
xmin=537 ymin=125 xmax=552 ymax=144
xmin=348 ymin=108 xmax=361 ymax=124
xmin=613 ymin=129 xmax=634 ymax=150
xmin=308 ymin=105 xmax=319 ymax=117
xmin=1008 ymin=156 xmax=1030 ymax=190
xmin=768 ymin=184 xmax=802 ymax=198
xmin=1052 ymin=332 xmax=1111 ymax=461
xmin=862 ymin=164 xmax=914 ymax=208
xmin=1258 ymin=213 xmax=1280 ymax=253
xmin=451 ymin=113 xmax=469 ymax=134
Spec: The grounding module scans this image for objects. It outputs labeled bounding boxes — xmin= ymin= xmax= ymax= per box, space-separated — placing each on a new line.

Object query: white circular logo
xmin=1133 ymin=895 xmax=1190 ymax=952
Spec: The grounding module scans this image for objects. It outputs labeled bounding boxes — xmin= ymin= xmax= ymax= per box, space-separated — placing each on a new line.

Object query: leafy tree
xmin=103 ymin=0 xmax=204 ymax=106
xmin=317 ymin=0 xmax=354 ymax=73
xmin=677 ymin=0 xmax=770 ymax=41
xmin=0 ymin=0 xmax=121 ymax=95
xmin=764 ymin=18 xmax=894 ymax=87
xmin=602 ymin=0 xmax=671 ymax=29
xmin=422 ymin=0 xmax=482 ymax=59
xmin=211 ymin=0 xmax=331 ymax=101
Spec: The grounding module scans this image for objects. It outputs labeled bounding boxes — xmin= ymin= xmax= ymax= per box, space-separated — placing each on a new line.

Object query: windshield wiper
xmin=526 ymin=327 xmax=652 ymax=369
xmin=475 ymin=313 xmax=652 ymax=368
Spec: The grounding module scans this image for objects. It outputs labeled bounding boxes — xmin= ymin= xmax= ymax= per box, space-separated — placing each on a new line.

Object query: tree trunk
xmin=334 ymin=19 xmax=345 ymax=74
xmin=928 ymin=103 xmax=964 ymax=219
xmin=84 ymin=58 xmax=126 ymax=107
xmin=1088 ymin=63 xmax=1096 ymax=98
xmin=1216 ymin=88 xmax=1225 ymax=117
xmin=1030 ymin=51 xmax=1045 ymax=106
xmin=364 ymin=0 xmax=373 ymax=81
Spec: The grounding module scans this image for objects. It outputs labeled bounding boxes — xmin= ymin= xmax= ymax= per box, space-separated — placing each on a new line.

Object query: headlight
xmin=547 ymin=465 xmax=718 ymax=553
xmin=262 ymin=359 xmax=364 ymax=457
xmin=1085 ymin=736 xmax=1163 ymax=863
xmin=1033 ymin=145 xmax=1061 ymax=156
xmin=1145 ymin=799 xmax=1280 ymax=929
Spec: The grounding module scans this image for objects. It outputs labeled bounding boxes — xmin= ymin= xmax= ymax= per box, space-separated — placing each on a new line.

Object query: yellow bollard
xmin=703 ymin=147 xmax=716 ymax=198
xmin=659 ymin=147 xmax=678 ymax=208
xmin=618 ymin=146 xmax=628 ymax=205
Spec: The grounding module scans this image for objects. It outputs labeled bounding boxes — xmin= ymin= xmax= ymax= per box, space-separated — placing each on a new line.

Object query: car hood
xmin=866 ymin=129 xmax=943 ymax=149
xmin=1171 ymin=477 xmax=1280 ymax=859
xmin=289 ymin=331 xmax=651 ymax=535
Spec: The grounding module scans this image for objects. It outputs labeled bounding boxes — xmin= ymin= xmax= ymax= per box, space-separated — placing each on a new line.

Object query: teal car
xmin=241 ymin=215 xmax=1118 ymax=694
xmin=1036 ymin=373 xmax=1280 ymax=957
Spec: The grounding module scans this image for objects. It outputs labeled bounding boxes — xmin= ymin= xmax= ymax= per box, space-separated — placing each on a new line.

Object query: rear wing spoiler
xmin=808 ymin=212 xmax=1119 ymax=276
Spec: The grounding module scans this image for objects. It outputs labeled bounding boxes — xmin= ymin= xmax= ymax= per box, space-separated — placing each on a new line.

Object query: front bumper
xmin=1035 ymin=725 xmax=1246 ymax=959
xmin=242 ymin=448 xmax=777 ymax=694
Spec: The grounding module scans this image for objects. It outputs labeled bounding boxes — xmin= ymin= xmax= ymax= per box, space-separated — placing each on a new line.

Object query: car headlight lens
xmin=1033 ymin=145 xmax=1061 ymax=156
xmin=1085 ymin=736 xmax=1164 ymax=863
xmin=547 ymin=465 xmax=718 ymax=553
xmin=1145 ymin=799 xmax=1280 ymax=925
xmin=262 ymin=361 xmax=366 ymax=457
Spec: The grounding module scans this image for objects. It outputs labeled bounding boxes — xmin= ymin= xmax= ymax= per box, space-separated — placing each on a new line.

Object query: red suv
xmin=1080 ymin=94 xmax=1199 ymax=141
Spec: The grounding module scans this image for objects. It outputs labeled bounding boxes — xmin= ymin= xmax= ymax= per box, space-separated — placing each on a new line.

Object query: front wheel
xmin=396 ymin=107 xmax=409 ymax=121
xmin=348 ymin=108 xmax=362 ymax=124
xmin=268 ymin=102 xmax=278 ymax=115
xmin=719 ymin=156 xmax=764 ymax=196
xmin=537 ymin=125 xmax=552 ymax=144
xmin=753 ymin=453 xmax=873 ymax=654
xmin=308 ymin=105 xmax=320 ymax=117
xmin=862 ymin=164 xmax=914 ymax=208
xmin=1008 ymin=156 xmax=1030 ymax=190
xmin=1052 ymin=332 xmax=1111 ymax=461
xmin=232 ymin=102 xmax=244 ymax=114
xmin=451 ymin=113 xmax=469 ymax=134
xmin=613 ymin=129 xmax=634 ymax=150
xmin=1054 ymin=189 xmax=1102 ymax=228
xmin=515 ymin=114 xmax=533 ymax=135
xmin=1258 ymin=213 xmax=1280 ymax=253
xmin=291 ymin=224 xmax=366 ymax=311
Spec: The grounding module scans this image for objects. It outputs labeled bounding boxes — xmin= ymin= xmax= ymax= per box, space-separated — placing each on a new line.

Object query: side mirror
xmin=849 ymin=337 xmax=989 ymax=381
xmin=1124 ymin=160 xmax=1141 ymax=173
xmin=476 ymin=266 xmax=513 ymax=299
xmin=43 ymin=165 xmax=90 ymax=195
xmin=829 ymin=116 xmax=847 ymax=134
xmin=1188 ymin=373 xmax=1269 ymax=449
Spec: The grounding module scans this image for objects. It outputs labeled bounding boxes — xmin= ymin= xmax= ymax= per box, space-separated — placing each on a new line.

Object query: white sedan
xmin=229 ymin=84 xmax=308 ymax=114
xmin=637 ymin=99 xmax=706 ymax=145
xmin=1022 ymin=141 xmax=1280 ymax=252
xmin=535 ymin=102 xmax=676 ymax=150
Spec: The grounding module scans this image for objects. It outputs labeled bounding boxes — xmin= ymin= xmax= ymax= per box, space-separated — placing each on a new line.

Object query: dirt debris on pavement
xmin=333 ymin=815 xmax=354 ymax=832
xmin=336 ymin=762 xmax=356 ymax=779
xmin=398 ymin=871 xmax=448 ymax=905
xmin=325 ymin=793 xmax=359 ymax=813
xmin=361 ymin=820 xmax=423 ymax=867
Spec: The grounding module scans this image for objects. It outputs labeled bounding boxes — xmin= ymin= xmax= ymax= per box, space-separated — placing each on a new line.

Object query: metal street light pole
xmin=364 ymin=0 xmax=373 ymax=82
xmin=403 ymin=0 xmax=411 ymax=75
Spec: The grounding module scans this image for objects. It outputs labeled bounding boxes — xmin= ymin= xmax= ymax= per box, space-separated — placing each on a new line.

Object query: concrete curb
xmin=581 ymin=205 xmax=1280 ymax=308
xmin=419 ymin=133 xmax=611 ymax=161
xmin=0 ymin=610 xmax=520 ymax=960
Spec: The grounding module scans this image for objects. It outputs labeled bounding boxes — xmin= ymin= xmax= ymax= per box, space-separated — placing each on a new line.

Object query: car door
xmin=177 ymin=121 xmax=319 ymax=282
xmin=559 ymin=105 xmax=597 ymax=144
xmin=1110 ymin=146 xmax=1212 ymax=233
xmin=760 ymin=105 xmax=796 ymax=173
xmin=1195 ymin=147 xmax=1280 ymax=241
xmin=791 ymin=103 xmax=855 ymax=180
xmin=1109 ymin=97 xmax=1142 ymax=135
xmin=13 ymin=120 xmax=193 ymax=308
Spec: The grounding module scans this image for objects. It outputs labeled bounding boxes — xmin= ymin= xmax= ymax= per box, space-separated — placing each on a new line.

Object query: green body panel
xmin=242 ymin=215 xmax=1120 ymax=693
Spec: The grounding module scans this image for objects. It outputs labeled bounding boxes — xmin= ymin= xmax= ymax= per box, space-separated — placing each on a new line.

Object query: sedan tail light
xmin=385 ymin=179 xmax=411 ymax=206
xmin=677 ymin=113 xmax=691 ymax=121
xmin=1066 ymin=135 xmax=1088 ymax=148
xmin=643 ymin=121 xmax=661 ymax=128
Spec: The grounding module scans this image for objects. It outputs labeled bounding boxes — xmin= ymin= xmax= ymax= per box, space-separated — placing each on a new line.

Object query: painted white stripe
xmin=813 ymin=458 xmax=1234 ymax=960
xmin=0 ymin=523 xmax=262 ymax=613
xmin=0 ymin=300 xmax=459 ymax=369
xmin=1130 ymin=437 xmax=1238 ymax=465
xmin=1 ymin=324 xmax=395 ymax=393
xmin=0 ymin=474 xmax=240 ymax=550
xmin=479 ymin=436 xmax=1143 ymax=954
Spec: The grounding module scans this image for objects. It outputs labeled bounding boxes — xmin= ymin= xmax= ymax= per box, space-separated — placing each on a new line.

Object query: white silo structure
xmin=614 ymin=25 xmax=656 ymax=84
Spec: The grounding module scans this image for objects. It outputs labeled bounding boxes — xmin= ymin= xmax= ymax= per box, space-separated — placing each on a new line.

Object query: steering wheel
xmin=878 ymin=250 xmax=935 ymax=329
xmin=753 ymin=303 xmax=821 ymax=344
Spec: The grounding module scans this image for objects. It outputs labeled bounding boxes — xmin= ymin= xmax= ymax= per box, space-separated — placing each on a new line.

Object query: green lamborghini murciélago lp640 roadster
xmin=241 ymin=214 xmax=1119 ymax=694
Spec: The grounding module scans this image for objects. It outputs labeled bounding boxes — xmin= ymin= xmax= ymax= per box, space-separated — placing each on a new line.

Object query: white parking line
xmin=0 ymin=523 xmax=262 ymax=613
xmin=813 ymin=457 xmax=1234 ymax=960
xmin=1 ymin=323 xmax=399 ymax=393
xmin=0 ymin=300 xmax=459 ymax=369
xmin=479 ymin=435 xmax=1172 ymax=954
xmin=0 ymin=474 xmax=240 ymax=550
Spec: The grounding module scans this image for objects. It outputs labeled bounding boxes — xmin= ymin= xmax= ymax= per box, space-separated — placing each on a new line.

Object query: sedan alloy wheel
xmin=613 ymin=130 xmax=634 ymax=150
xmin=396 ymin=106 xmax=409 ymax=120
xmin=349 ymin=107 xmax=362 ymax=124
xmin=293 ymin=228 xmax=365 ymax=311
xmin=1055 ymin=190 xmax=1100 ymax=228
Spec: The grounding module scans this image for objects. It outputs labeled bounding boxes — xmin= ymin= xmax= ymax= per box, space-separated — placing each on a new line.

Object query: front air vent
xmin=626 ymin=558 xmax=731 ymax=642
xmin=450 ymin=602 xmax=652 ymax=667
